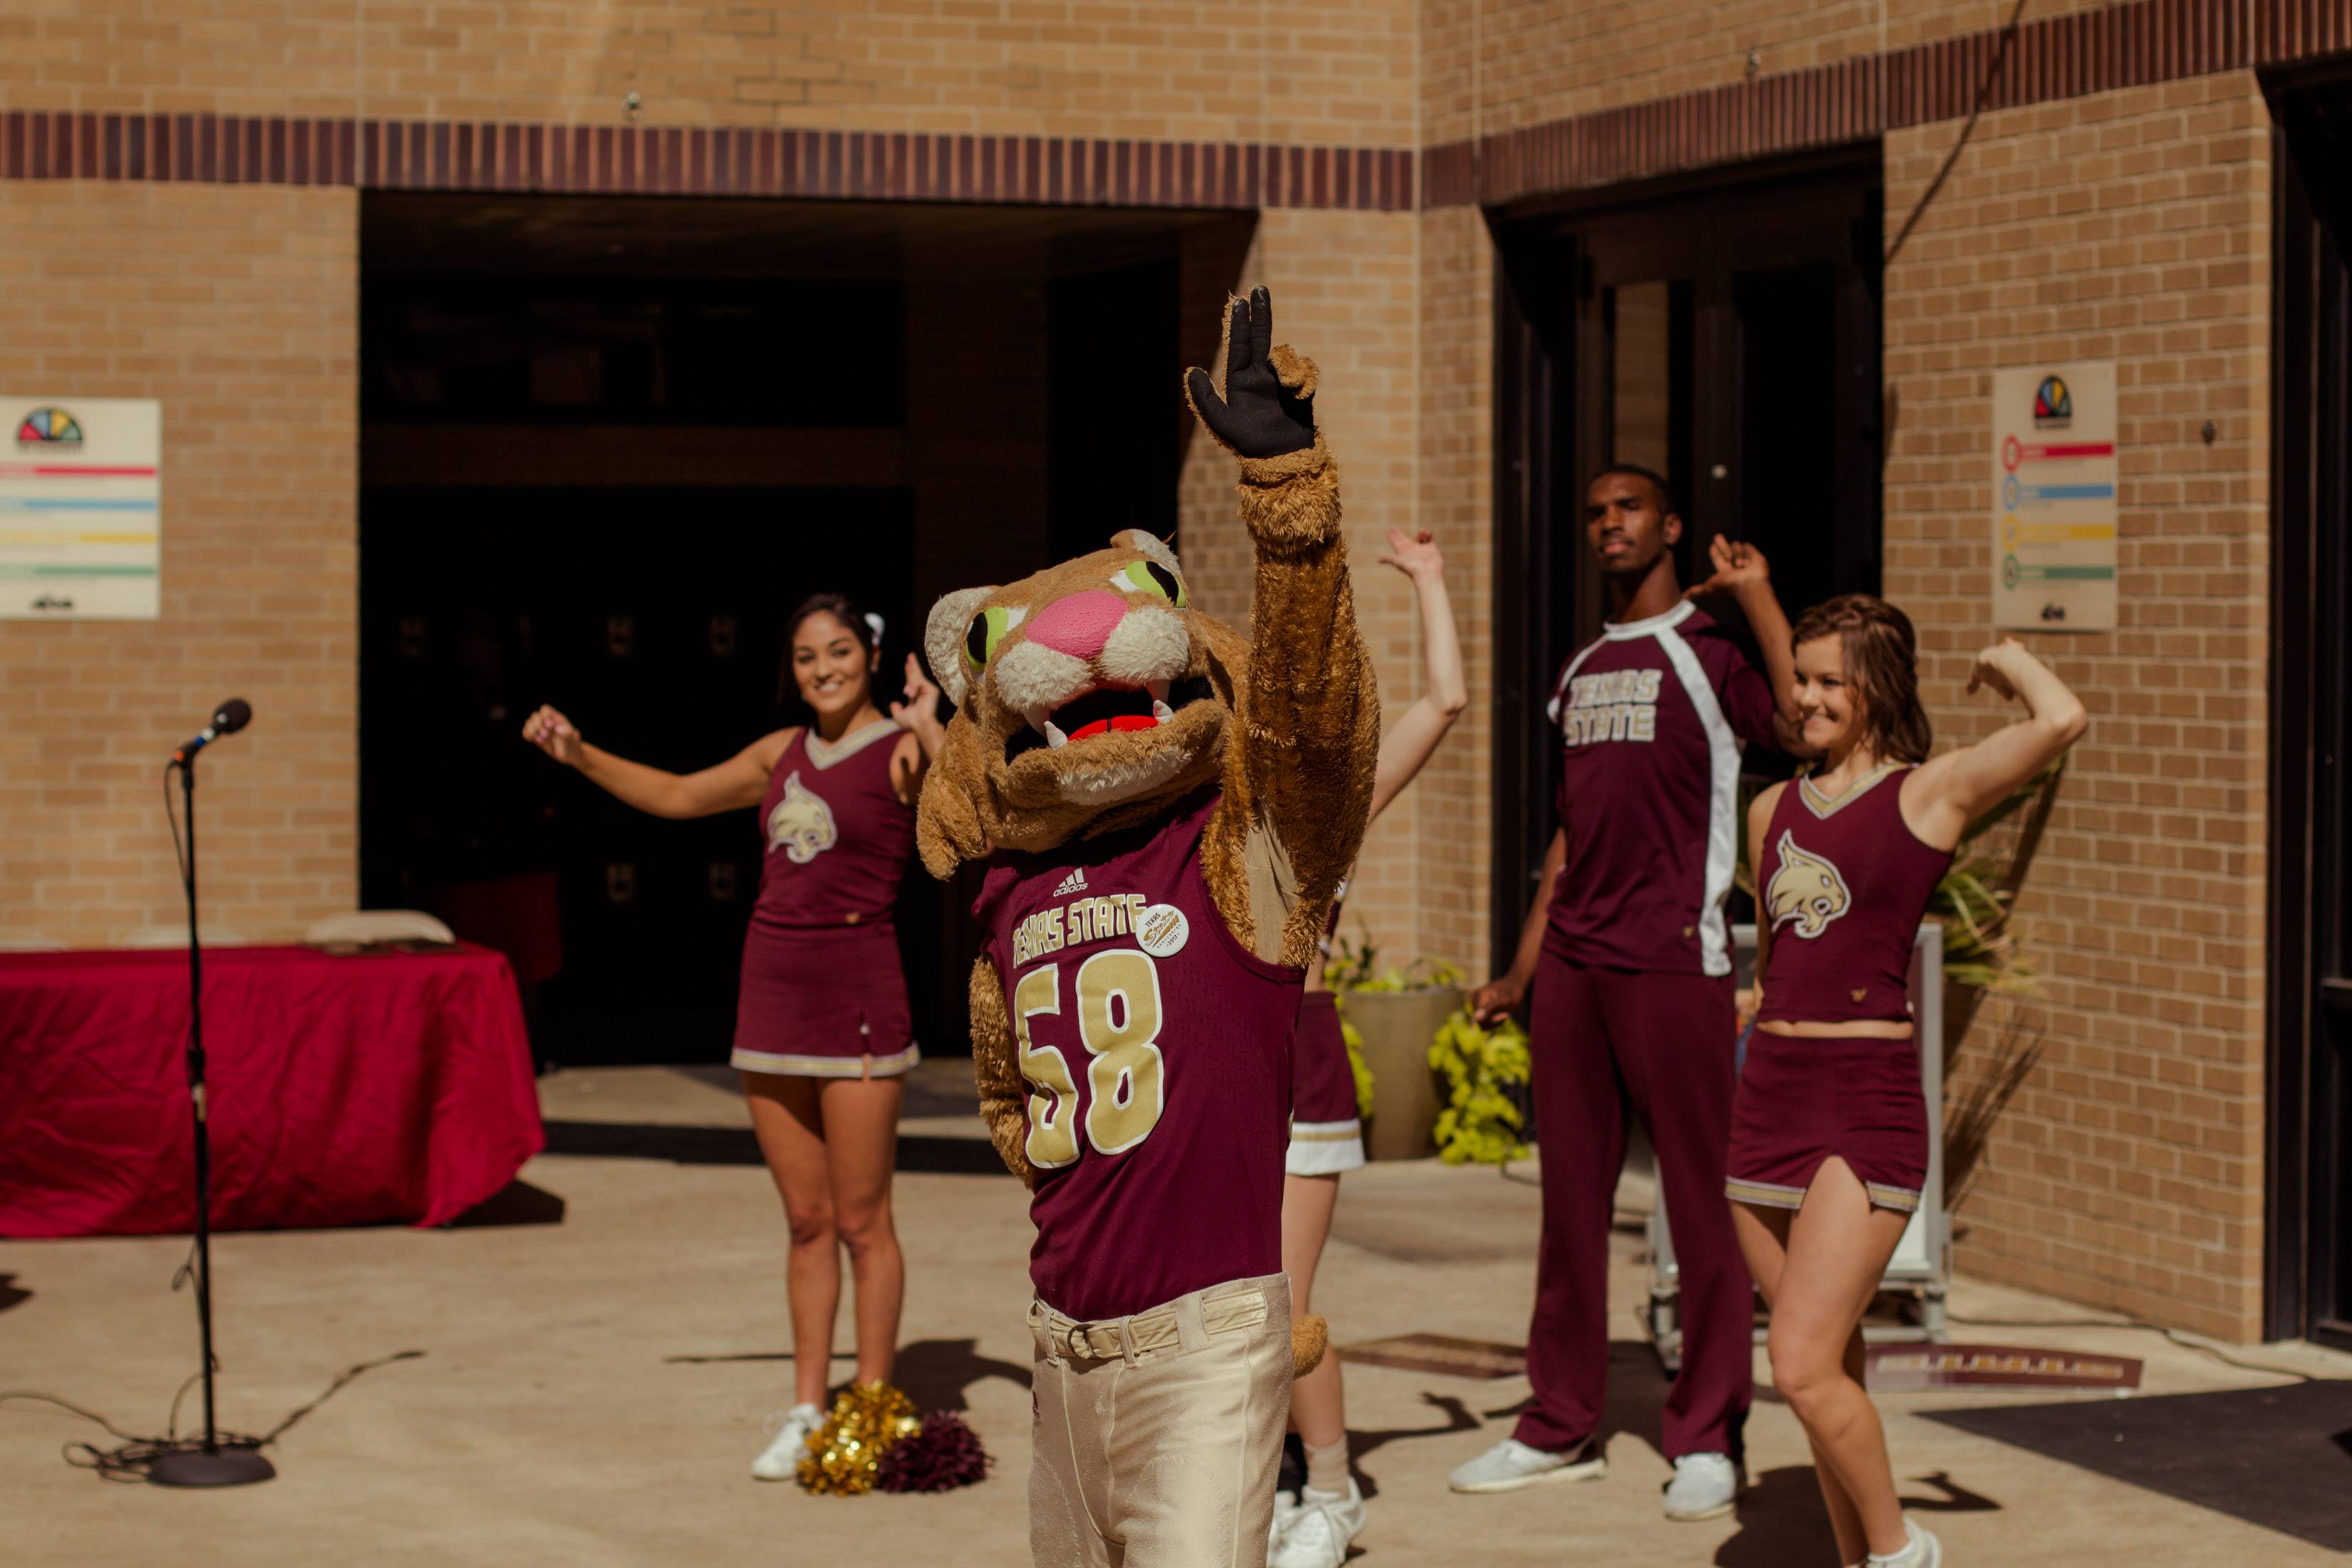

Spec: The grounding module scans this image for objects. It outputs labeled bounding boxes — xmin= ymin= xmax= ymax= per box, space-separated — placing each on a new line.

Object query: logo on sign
xmin=2031 ymin=376 xmax=2072 ymax=429
xmin=14 ymin=406 xmax=83 ymax=450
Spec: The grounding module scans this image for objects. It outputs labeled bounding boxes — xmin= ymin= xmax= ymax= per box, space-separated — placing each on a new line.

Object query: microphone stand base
xmin=148 ymin=1445 xmax=276 ymax=1488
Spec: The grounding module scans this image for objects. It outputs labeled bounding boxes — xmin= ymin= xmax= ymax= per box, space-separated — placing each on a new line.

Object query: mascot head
xmin=917 ymin=529 xmax=1246 ymax=877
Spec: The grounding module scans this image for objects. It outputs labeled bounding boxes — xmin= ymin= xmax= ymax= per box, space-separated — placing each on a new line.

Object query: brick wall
xmin=1882 ymin=72 xmax=2271 ymax=1339
xmin=1420 ymin=0 xmax=2110 ymax=146
xmin=0 ymin=182 xmax=358 ymax=947
xmin=1 ymin=0 xmax=1417 ymax=145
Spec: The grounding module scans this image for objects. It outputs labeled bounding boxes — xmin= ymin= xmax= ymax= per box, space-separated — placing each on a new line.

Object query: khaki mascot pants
xmin=1027 ymin=1273 xmax=1292 ymax=1568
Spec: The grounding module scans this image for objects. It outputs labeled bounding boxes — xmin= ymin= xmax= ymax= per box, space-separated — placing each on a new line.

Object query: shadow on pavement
xmin=1714 ymin=1464 xmax=2002 ymax=1564
xmin=537 ymin=1118 xmax=1011 ymax=1176
xmin=448 ymin=1179 xmax=567 ymax=1227
xmin=662 ymin=1337 xmax=1031 ymax=1410
xmin=0 ymin=1273 xmax=29 ymax=1313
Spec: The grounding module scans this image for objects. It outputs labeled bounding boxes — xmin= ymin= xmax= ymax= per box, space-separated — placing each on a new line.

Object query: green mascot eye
xmin=964 ymin=604 xmax=1025 ymax=669
xmin=1112 ymin=561 xmax=1187 ymax=607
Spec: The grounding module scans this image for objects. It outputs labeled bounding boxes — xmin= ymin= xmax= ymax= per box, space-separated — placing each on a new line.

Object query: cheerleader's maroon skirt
xmin=1724 ymin=1033 xmax=1927 ymax=1214
xmin=729 ymin=920 xmax=917 ymax=1080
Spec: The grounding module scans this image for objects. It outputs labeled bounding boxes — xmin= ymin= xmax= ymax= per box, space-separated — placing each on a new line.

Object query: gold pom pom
xmin=796 ymin=1381 xmax=923 ymax=1496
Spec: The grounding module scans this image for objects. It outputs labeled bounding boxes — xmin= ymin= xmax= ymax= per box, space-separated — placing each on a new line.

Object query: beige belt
xmin=1029 ymin=1279 xmax=1272 ymax=1363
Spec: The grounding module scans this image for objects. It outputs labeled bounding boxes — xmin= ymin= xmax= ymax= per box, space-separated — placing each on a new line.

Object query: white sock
xmin=1866 ymin=1522 xmax=1919 ymax=1567
xmin=1301 ymin=1436 xmax=1351 ymax=1497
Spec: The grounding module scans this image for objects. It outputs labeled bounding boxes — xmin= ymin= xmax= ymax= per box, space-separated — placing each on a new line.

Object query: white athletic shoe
xmin=750 ymin=1401 xmax=824 ymax=1481
xmin=1267 ymin=1487 xmax=1298 ymax=1554
xmin=1446 ymin=1436 xmax=1607 ymax=1494
xmin=1870 ymin=1520 xmax=1941 ymax=1568
xmin=1270 ymin=1479 xmax=1366 ymax=1568
xmin=1661 ymin=1450 xmax=1741 ymax=1520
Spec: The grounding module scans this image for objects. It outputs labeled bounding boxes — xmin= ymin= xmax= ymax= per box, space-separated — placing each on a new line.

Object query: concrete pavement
xmin=4 ymin=1063 xmax=2342 ymax=1567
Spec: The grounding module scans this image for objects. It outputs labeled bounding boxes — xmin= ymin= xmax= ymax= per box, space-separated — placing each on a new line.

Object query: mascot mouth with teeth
xmin=918 ymin=289 xmax=1378 ymax=1568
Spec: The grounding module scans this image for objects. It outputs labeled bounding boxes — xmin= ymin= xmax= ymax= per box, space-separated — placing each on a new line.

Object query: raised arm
xmin=1368 ymin=529 xmax=1469 ymax=821
xmin=1904 ymin=639 xmax=2088 ymax=847
xmin=1686 ymin=535 xmax=1810 ymax=755
xmin=1185 ymin=288 xmax=1381 ymax=965
xmin=522 ymin=704 xmax=783 ymax=819
xmin=887 ymin=654 xmax=947 ymax=806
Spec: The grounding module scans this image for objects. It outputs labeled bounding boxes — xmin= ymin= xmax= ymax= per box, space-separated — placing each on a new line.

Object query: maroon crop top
xmin=1754 ymin=765 xmax=1953 ymax=1026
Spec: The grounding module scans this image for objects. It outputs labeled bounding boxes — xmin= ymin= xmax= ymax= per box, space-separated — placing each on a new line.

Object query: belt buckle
xmin=1065 ymin=1324 xmax=1094 ymax=1358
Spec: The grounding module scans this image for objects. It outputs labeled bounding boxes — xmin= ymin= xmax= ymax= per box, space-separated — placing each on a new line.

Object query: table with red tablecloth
xmin=0 ymin=944 xmax=544 ymax=1237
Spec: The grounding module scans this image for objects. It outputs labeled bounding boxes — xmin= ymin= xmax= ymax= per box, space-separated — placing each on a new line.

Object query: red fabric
xmin=0 ymin=944 xmax=543 ymax=1237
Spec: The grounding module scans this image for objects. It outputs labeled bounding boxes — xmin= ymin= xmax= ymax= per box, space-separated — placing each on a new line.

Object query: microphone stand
xmin=148 ymin=750 xmax=275 ymax=1488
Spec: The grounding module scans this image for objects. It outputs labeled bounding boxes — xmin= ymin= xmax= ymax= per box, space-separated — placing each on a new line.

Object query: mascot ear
xmin=1111 ymin=529 xmax=1182 ymax=577
xmin=925 ymin=586 xmax=996 ymax=710
xmin=917 ymin=723 xmax=991 ymax=879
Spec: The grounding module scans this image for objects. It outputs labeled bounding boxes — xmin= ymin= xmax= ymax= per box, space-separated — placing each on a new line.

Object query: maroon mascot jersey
xmin=1544 ymin=602 xmax=1780 ymax=976
xmin=975 ymin=792 xmax=1304 ymax=1323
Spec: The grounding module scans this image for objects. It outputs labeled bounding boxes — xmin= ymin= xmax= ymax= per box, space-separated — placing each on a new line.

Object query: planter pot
xmin=1343 ymin=986 xmax=1462 ymax=1162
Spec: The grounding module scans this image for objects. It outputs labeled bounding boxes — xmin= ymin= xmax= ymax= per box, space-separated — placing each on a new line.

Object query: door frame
xmin=1487 ymin=145 xmax=1882 ymax=974
xmin=2263 ymin=65 xmax=2352 ymax=1351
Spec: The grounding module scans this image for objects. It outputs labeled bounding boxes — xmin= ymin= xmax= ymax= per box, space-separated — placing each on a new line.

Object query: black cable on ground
xmin=1882 ymin=0 xmax=2034 ymax=269
xmin=0 ymin=1349 xmax=425 ymax=1481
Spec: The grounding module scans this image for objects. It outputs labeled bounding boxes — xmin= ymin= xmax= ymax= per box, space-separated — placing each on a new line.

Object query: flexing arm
xmin=1686 ymin=536 xmax=1811 ymax=755
xmin=521 ymin=705 xmax=781 ymax=819
xmin=887 ymin=654 xmax=947 ymax=805
xmin=1368 ymin=530 xmax=1468 ymax=821
xmin=1186 ymin=288 xmax=1381 ymax=966
xmin=968 ymin=954 xmax=1033 ymax=1188
xmin=1907 ymin=639 xmax=2088 ymax=845
xmin=1472 ymin=826 xmax=1566 ymax=1022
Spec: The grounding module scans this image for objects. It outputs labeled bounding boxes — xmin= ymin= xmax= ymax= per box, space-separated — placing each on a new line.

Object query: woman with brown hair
xmin=1729 ymin=595 xmax=2085 ymax=1568
xmin=522 ymin=593 xmax=943 ymax=1480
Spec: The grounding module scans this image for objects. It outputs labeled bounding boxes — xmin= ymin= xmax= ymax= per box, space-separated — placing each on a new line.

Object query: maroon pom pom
xmin=875 ymin=1411 xmax=993 ymax=1493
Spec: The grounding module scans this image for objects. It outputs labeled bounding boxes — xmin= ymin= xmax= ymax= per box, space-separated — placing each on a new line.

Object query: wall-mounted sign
xmin=1991 ymin=363 xmax=2115 ymax=632
xmin=1 ymin=396 xmax=162 ymax=619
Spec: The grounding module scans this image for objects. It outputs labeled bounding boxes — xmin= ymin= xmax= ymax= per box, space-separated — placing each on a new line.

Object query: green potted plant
xmin=1324 ymin=929 xmax=1460 ymax=1161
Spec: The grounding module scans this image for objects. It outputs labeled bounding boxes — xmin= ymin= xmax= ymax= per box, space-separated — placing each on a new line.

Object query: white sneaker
xmin=1270 ymin=1479 xmax=1366 ymax=1568
xmin=750 ymin=1401 xmax=824 ymax=1480
xmin=1446 ymin=1436 xmax=1606 ymax=1494
xmin=1267 ymin=1488 xmax=1298 ymax=1554
xmin=1869 ymin=1520 xmax=1941 ymax=1568
xmin=1661 ymin=1450 xmax=1741 ymax=1520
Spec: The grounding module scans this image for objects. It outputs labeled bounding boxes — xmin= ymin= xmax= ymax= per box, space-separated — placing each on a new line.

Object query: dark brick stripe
xmin=1425 ymin=0 xmax=2351 ymax=208
xmin=0 ymin=110 xmax=1413 ymax=212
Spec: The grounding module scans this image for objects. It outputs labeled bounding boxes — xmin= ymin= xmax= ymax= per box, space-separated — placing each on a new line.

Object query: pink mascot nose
xmin=1023 ymin=590 xmax=1127 ymax=661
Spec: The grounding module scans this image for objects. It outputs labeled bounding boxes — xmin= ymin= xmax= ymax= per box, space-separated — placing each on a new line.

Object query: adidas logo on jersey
xmin=1051 ymin=867 xmax=1090 ymax=898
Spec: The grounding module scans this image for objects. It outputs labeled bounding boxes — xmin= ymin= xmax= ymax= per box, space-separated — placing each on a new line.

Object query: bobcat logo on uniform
xmin=1766 ymin=830 xmax=1850 ymax=939
xmin=766 ymin=771 xmax=837 ymax=864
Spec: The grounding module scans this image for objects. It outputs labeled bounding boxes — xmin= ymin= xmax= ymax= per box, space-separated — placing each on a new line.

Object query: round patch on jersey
xmin=1135 ymin=903 xmax=1190 ymax=959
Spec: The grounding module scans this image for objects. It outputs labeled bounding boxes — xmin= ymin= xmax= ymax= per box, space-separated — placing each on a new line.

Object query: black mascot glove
xmin=1185 ymin=286 xmax=1316 ymax=460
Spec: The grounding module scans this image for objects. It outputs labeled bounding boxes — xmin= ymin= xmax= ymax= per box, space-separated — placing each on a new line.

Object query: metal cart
xmin=1643 ymin=922 xmax=1951 ymax=1372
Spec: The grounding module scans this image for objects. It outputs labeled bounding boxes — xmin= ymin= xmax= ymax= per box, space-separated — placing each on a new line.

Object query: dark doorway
xmin=1490 ymin=151 xmax=1883 ymax=966
xmin=360 ymin=194 xmax=1229 ymax=1066
xmin=2265 ymin=68 xmax=2352 ymax=1352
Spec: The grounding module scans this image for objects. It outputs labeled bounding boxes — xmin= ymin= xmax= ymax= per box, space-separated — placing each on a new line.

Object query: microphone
xmin=173 ymin=698 xmax=252 ymax=764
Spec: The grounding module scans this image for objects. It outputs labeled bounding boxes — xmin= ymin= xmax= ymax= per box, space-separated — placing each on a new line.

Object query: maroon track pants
xmin=1512 ymin=956 xmax=1753 ymax=1460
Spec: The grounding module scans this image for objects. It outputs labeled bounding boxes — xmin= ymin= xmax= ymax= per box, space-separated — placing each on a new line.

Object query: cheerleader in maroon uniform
xmin=522 ymin=593 xmax=945 ymax=1480
xmin=1271 ymin=528 xmax=1466 ymax=1568
xmin=1731 ymin=598 xmax=2085 ymax=1568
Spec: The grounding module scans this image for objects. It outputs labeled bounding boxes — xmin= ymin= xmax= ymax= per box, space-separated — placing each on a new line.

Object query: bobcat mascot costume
xmin=918 ymin=289 xmax=1378 ymax=1568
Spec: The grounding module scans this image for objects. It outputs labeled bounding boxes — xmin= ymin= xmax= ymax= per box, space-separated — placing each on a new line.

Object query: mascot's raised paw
xmin=1184 ymin=286 xmax=1316 ymax=460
